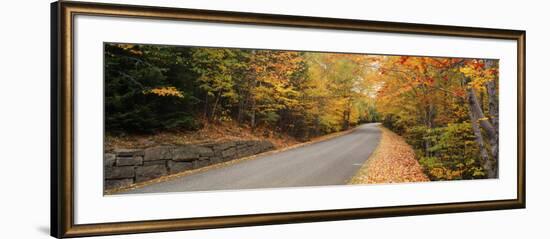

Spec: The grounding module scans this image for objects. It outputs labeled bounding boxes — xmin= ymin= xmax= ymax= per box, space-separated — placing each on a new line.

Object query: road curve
xmin=120 ymin=123 xmax=381 ymax=194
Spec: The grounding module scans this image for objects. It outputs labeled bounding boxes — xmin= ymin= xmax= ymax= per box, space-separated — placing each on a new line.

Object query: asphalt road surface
xmin=120 ymin=123 xmax=381 ymax=194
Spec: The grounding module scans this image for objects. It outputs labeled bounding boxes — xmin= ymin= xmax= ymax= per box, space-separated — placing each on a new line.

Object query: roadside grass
xmin=348 ymin=126 xmax=429 ymax=184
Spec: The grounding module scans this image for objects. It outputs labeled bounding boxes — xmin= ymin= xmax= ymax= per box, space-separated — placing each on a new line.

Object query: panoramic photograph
xmin=103 ymin=43 xmax=499 ymax=195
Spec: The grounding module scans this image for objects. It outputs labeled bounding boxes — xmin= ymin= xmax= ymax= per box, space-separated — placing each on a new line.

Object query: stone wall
xmin=104 ymin=140 xmax=274 ymax=190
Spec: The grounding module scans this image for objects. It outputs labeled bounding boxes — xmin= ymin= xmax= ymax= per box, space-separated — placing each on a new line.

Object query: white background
xmin=0 ymin=0 xmax=547 ymax=238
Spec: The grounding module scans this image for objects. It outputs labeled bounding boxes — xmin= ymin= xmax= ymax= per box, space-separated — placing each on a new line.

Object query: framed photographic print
xmin=51 ymin=1 xmax=526 ymax=238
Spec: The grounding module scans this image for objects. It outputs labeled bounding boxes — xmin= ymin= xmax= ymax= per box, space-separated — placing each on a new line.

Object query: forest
xmin=105 ymin=43 xmax=499 ymax=181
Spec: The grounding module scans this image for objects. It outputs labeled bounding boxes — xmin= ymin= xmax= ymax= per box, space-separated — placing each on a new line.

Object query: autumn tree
xmin=105 ymin=43 xmax=499 ymax=179
xmin=375 ymin=55 xmax=499 ymax=179
xmin=190 ymin=48 xmax=244 ymax=121
xmin=246 ymin=50 xmax=303 ymax=129
xmin=459 ymin=59 xmax=499 ymax=177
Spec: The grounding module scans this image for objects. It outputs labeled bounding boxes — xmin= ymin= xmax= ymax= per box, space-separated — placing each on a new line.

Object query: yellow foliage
xmin=116 ymin=44 xmax=134 ymax=50
xmin=143 ymin=87 xmax=184 ymax=98
xmin=429 ymin=167 xmax=464 ymax=180
xmin=116 ymin=44 xmax=142 ymax=55
xmin=459 ymin=62 xmax=496 ymax=91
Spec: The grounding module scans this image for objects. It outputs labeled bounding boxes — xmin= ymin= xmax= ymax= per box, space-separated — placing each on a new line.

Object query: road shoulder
xmin=348 ymin=126 xmax=429 ymax=184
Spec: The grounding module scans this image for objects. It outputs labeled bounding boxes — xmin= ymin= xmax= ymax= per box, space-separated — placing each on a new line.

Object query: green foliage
xmin=105 ymin=44 xmax=199 ymax=133
xmin=381 ymin=114 xmax=407 ymax=135
xmin=405 ymin=123 xmax=486 ymax=180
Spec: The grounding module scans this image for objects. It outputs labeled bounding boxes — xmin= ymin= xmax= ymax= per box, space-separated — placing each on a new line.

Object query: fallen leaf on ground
xmin=349 ymin=127 xmax=429 ymax=184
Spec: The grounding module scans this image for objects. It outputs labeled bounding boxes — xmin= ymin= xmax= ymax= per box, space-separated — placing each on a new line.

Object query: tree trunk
xmin=426 ymin=104 xmax=435 ymax=129
xmin=203 ymin=94 xmax=209 ymax=119
xmin=487 ymin=79 xmax=499 ymax=132
xmin=486 ymin=81 xmax=499 ymax=173
xmin=237 ymin=99 xmax=244 ymax=124
xmin=342 ymin=98 xmax=352 ymax=130
xmin=468 ymin=102 xmax=491 ymax=173
xmin=313 ymin=115 xmax=320 ymax=137
xmin=250 ymin=96 xmax=256 ymax=130
xmin=422 ymin=104 xmax=436 ymax=157
xmin=467 ymin=86 xmax=498 ymax=178
xmin=210 ymin=91 xmax=221 ymax=122
xmin=485 ymin=59 xmax=499 ymax=177
xmin=342 ymin=110 xmax=349 ymax=130
xmin=237 ymin=90 xmax=248 ymax=124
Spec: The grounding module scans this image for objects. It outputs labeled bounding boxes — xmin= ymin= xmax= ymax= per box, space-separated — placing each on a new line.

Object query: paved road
xmin=121 ymin=123 xmax=381 ymax=194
